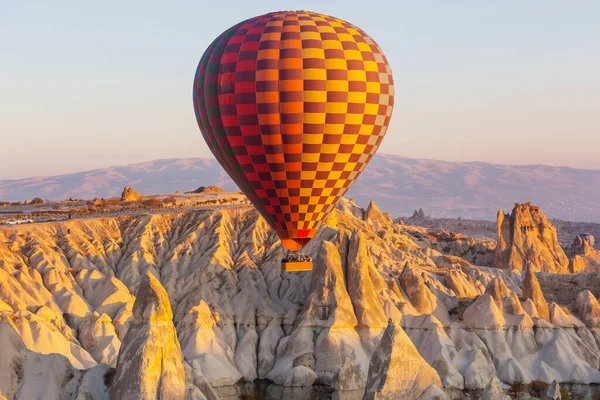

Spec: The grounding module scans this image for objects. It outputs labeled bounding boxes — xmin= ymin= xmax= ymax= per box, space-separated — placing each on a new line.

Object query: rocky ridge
xmin=0 ymin=199 xmax=599 ymax=399
xmin=189 ymin=186 xmax=225 ymax=194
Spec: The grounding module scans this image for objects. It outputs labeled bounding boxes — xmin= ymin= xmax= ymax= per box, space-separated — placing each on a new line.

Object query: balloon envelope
xmin=193 ymin=10 xmax=394 ymax=250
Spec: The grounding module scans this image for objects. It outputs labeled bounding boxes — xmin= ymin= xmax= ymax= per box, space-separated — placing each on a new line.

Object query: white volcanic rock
xmin=445 ymin=270 xmax=479 ymax=298
xmin=0 ymin=317 xmax=110 ymax=400
xmin=75 ymin=363 xmax=112 ymax=399
xmin=346 ymin=230 xmax=405 ymax=358
xmin=269 ymin=241 xmax=369 ymax=389
xmin=315 ymin=329 xmax=368 ymax=391
xmin=346 ymin=232 xmax=387 ymax=329
xmin=576 ymin=290 xmax=600 ymax=327
xmin=75 ymin=269 xmax=134 ymax=319
xmin=520 ymin=299 xmax=554 ymax=328
xmin=463 ymin=290 xmax=505 ymax=330
xmin=482 ymin=377 xmax=510 ymax=400
xmin=79 ymin=311 xmax=121 ymax=366
xmin=407 ymin=324 xmax=464 ymax=389
xmin=549 ymin=303 xmax=585 ymax=328
xmin=10 ymin=310 xmax=97 ymax=369
xmin=257 ymin=324 xmax=284 ymax=379
xmin=418 ymin=384 xmax=449 ymax=399
xmin=363 ymin=319 xmax=442 ymax=400
xmin=336 ymin=198 xmax=365 ymax=219
xmin=400 ymin=265 xmax=449 ymax=325
xmin=546 ymin=380 xmax=561 ymax=400
xmin=0 ymin=316 xmax=26 ymax=399
xmin=364 ymin=201 xmax=390 ymax=228
xmin=34 ymin=305 xmax=77 ymax=342
xmin=184 ymin=362 xmax=219 ymax=400
xmin=234 ymin=328 xmax=258 ymax=382
xmin=494 ymin=203 xmax=570 ymax=273
xmin=3 ymin=202 xmax=600 ymax=397
xmin=178 ymin=301 xmax=241 ymax=387
xmin=521 ymin=266 xmax=550 ymax=321
xmin=463 ymin=277 xmax=532 ymax=330
xmin=41 ymin=266 xmax=93 ymax=324
xmin=458 ymin=341 xmax=497 ymax=390
xmin=113 ymin=301 xmax=133 ymax=340
xmin=297 ymin=241 xmax=358 ymax=329
xmin=15 ymin=351 xmax=77 ymax=400
xmin=405 ymin=226 xmax=496 ymax=268
xmin=0 ymin=267 xmax=59 ymax=313
xmin=111 ymin=271 xmax=186 ymax=400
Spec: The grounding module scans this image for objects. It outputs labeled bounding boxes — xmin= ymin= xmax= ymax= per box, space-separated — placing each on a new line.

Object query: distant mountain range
xmin=2 ymin=153 xmax=600 ymax=222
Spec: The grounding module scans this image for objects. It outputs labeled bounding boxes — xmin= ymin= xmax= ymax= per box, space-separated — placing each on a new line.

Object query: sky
xmin=1 ymin=1 xmax=599 ymax=179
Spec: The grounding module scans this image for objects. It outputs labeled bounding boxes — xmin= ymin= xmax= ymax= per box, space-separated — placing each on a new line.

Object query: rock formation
xmin=419 ymin=384 xmax=448 ymax=400
xmin=120 ymin=186 xmax=144 ymax=201
xmin=363 ymin=319 xmax=442 ymax=400
xmin=576 ymin=290 xmax=600 ymax=326
xmin=546 ymin=380 xmax=561 ymax=400
xmin=0 ymin=316 xmax=27 ymax=399
xmin=494 ymin=203 xmax=570 ymax=273
xmin=346 ymin=232 xmax=387 ymax=329
xmin=412 ymin=208 xmax=427 ymax=221
xmin=570 ymin=233 xmax=595 ymax=254
xmin=568 ymin=233 xmax=600 ymax=272
xmin=1 ymin=200 xmax=600 ymax=398
xmin=521 ymin=266 xmax=550 ymax=321
xmin=189 ymin=186 xmax=224 ymax=194
xmin=399 ymin=265 xmax=449 ymax=324
xmin=482 ymin=377 xmax=510 ymax=400
xmin=569 ymin=255 xmax=586 ymax=274
xmin=268 ymin=241 xmax=370 ymax=390
xmin=364 ymin=201 xmax=390 ymax=227
xmin=111 ymin=271 xmax=186 ymax=400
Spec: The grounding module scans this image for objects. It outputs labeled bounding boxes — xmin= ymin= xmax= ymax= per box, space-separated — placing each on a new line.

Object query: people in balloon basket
xmin=283 ymin=252 xmax=312 ymax=263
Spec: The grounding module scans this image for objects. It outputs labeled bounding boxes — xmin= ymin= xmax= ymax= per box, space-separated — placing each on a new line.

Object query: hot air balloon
xmin=193 ymin=10 xmax=394 ymax=271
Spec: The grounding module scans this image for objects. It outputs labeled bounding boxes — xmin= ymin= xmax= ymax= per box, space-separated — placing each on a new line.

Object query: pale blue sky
xmin=1 ymin=1 xmax=599 ymax=179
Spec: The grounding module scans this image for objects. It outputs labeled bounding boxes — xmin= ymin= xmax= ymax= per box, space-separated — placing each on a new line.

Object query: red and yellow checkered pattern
xmin=193 ymin=10 xmax=394 ymax=250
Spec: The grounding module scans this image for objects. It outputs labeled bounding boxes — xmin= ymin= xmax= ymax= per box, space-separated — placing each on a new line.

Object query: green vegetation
xmin=142 ymin=197 xmax=161 ymax=208
xmin=509 ymin=380 xmax=525 ymax=399
xmin=527 ymin=380 xmax=548 ymax=398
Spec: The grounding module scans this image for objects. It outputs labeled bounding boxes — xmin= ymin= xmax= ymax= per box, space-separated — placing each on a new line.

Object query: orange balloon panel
xmin=193 ymin=10 xmax=394 ymax=250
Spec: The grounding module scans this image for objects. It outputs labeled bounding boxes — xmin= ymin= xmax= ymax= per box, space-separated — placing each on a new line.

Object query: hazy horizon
xmin=4 ymin=152 xmax=600 ymax=182
xmin=2 ymin=1 xmax=599 ymax=179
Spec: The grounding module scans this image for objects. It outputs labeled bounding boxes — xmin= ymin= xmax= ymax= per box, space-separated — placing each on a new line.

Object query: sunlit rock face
xmin=111 ymin=271 xmax=186 ymax=400
xmin=494 ymin=203 xmax=570 ymax=273
xmin=120 ymin=186 xmax=144 ymax=201
xmin=568 ymin=233 xmax=600 ymax=272
xmin=364 ymin=201 xmax=391 ymax=229
xmin=1 ymin=198 xmax=600 ymax=399
xmin=363 ymin=319 xmax=442 ymax=400
xmin=521 ymin=266 xmax=550 ymax=322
